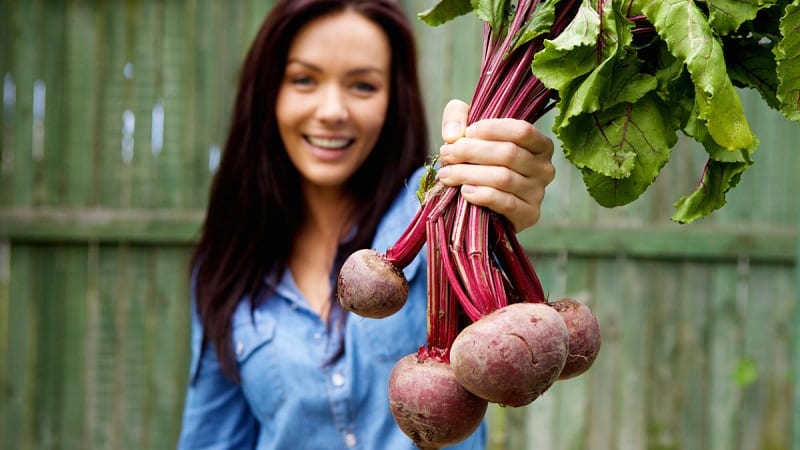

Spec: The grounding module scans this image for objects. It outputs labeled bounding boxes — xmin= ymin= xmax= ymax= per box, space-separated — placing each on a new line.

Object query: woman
xmin=178 ymin=0 xmax=555 ymax=449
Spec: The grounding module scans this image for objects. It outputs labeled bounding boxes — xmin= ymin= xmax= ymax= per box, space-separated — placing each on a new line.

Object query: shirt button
xmin=344 ymin=432 xmax=357 ymax=447
xmin=332 ymin=372 xmax=345 ymax=387
xmin=235 ymin=341 xmax=244 ymax=356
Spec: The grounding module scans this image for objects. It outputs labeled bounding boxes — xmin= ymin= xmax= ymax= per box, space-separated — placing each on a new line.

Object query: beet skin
xmin=551 ymin=298 xmax=602 ymax=380
xmin=337 ymin=249 xmax=409 ymax=318
xmin=450 ymin=302 xmax=568 ymax=407
xmin=388 ymin=353 xmax=487 ymax=449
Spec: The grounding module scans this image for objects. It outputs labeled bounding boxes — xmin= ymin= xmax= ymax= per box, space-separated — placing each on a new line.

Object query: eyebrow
xmin=286 ymin=58 xmax=385 ymax=76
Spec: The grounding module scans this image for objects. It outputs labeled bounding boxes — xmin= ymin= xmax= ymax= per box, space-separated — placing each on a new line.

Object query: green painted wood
xmin=63 ymin=1 xmax=100 ymax=207
xmin=707 ymin=263 xmax=741 ymax=450
xmin=0 ymin=208 xmax=795 ymax=264
xmin=0 ymin=241 xmax=10 ymax=447
xmin=796 ymin=207 xmax=800 ymax=450
xmin=1 ymin=246 xmax=36 ymax=449
xmin=0 ymin=1 xmax=798 ymax=450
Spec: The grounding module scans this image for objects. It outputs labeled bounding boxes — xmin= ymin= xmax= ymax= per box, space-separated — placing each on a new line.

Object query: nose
xmin=316 ymin=85 xmax=349 ymax=124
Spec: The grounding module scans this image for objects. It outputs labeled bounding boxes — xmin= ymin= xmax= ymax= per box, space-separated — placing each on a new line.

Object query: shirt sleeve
xmin=177 ymin=279 xmax=258 ymax=450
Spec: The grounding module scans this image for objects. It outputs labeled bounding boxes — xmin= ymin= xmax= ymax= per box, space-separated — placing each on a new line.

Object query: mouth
xmin=305 ymin=135 xmax=355 ymax=150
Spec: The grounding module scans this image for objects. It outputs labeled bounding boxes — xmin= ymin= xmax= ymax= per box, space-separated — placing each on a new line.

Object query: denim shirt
xmin=178 ymin=167 xmax=487 ymax=450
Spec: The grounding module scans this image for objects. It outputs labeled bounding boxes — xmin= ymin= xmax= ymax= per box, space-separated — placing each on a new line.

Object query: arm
xmin=177 ymin=298 xmax=257 ymax=450
xmin=435 ymin=99 xmax=556 ymax=233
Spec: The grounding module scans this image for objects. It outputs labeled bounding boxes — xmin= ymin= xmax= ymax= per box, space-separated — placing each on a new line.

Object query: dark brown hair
xmin=191 ymin=0 xmax=428 ymax=380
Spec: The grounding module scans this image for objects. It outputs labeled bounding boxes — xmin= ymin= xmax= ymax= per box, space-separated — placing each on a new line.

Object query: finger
xmin=465 ymin=118 xmax=554 ymax=158
xmin=440 ymin=138 xmax=537 ymax=177
xmin=439 ymin=139 xmax=556 ymax=184
xmin=459 ymin=184 xmax=544 ymax=231
xmin=441 ymin=99 xmax=470 ymax=143
xmin=437 ymin=164 xmax=534 ymax=202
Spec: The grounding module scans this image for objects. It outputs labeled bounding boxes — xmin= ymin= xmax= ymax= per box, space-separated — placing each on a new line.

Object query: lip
xmin=304 ymin=135 xmax=355 ymax=161
xmin=305 ymin=135 xmax=355 ymax=149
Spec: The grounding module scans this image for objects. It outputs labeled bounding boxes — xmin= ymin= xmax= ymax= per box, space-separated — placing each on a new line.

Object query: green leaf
xmin=418 ymin=0 xmax=474 ymax=26
xmin=684 ymin=110 xmax=755 ymax=164
xmin=776 ymin=1 xmax=800 ymax=121
xmin=723 ymin=34 xmax=780 ymax=109
xmin=707 ymin=0 xmax=778 ymax=35
xmin=472 ymin=0 xmax=512 ymax=38
xmin=642 ymin=0 xmax=758 ymax=152
xmin=671 ymin=159 xmax=750 ymax=223
xmin=732 ymin=357 xmax=759 ymax=387
xmin=562 ymin=93 xmax=677 ymax=194
xmin=553 ymin=4 xmax=656 ymax=129
xmin=531 ymin=0 xmax=601 ymax=92
xmin=417 ymin=157 xmax=440 ymax=203
xmin=509 ymin=0 xmax=560 ymax=52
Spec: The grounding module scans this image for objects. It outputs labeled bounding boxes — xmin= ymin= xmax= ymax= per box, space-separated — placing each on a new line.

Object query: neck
xmin=289 ymin=183 xmax=357 ymax=321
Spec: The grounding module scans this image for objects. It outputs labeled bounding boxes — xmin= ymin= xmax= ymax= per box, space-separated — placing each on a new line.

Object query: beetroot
xmin=337 ymin=249 xmax=409 ymax=318
xmin=551 ymin=298 xmax=602 ymax=380
xmin=449 ymin=302 xmax=568 ymax=407
xmin=388 ymin=353 xmax=488 ymax=449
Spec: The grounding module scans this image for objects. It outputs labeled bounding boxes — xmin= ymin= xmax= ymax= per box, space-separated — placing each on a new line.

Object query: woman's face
xmin=276 ymin=10 xmax=391 ymax=194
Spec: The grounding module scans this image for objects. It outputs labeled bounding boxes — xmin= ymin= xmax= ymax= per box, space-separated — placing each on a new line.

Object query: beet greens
xmin=422 ymin=0 xmax=799 ymax=223
xmin=341 ymin=0 xmax=797 ymax=446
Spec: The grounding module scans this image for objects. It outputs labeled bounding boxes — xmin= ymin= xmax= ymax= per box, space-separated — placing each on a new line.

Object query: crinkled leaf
xmin=776 ymin=1 xmax=800 ymax=121
xmin=684 ymin=104 xmax=755 ymax=164
xmin=556 ymin=52 xmax=657 ymax=131
xmin=671 ymin=159 xmax=750 ymax=223
xmin=531 ymin=0 xmax=601 ymax=92
xmin=642 ymin=0 xmax=758 ymax=152
xmin=472 ymin=0 xmax=512 ymax=38
xmin=707 ymin=0 xmax=777 ymax=35
xmin=509 ymin=0 xmax=560 ymax=52
xmin=562 ymin=93 xmax=677 ymax=188
xmin=418 ymin=0 xmax=474 ymax=26
xmin=723 ymin=34 xmax=780 ymax=109
xmin=554 ymin=5 xmax=655 ymax=128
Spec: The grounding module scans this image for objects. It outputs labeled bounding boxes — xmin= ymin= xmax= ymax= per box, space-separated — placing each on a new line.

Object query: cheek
xmin=360 ymin=99 xmax=390 ymax=145
xmin=275 ymin=89 xmax=303 ymax=136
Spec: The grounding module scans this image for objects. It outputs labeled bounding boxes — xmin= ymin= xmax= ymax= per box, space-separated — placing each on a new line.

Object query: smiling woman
xmin=276 ymin=10 xmax=390 ymax=194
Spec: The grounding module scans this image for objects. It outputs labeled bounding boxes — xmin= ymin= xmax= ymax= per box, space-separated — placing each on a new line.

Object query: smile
xmin=306 ymin=136 xmax=354 ymax=150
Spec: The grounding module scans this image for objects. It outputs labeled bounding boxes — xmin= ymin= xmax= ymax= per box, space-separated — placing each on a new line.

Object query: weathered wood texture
xmin=1 ymin=1 xmax=798 ymax=449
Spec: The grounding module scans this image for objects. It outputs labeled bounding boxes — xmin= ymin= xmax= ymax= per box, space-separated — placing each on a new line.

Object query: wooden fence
xmin=1 ymin=1 xmax=798 ymax=449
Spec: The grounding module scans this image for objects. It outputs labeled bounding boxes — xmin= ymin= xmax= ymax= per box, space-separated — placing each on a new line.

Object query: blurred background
xmin=0 ymin=1 xmax=798 ymax=449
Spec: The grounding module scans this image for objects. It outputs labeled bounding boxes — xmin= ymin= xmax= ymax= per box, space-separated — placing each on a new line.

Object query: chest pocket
xmin=233 ymin=316 xmax=285 ymax=421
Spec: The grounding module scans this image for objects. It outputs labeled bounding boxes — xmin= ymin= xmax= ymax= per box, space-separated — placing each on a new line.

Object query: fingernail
xmin=437 ymin=166 xmax=450 ymax=179
xmin=461 ymin=184 xmax=476 ymax=194
xmin=443 ymin=122 xmax=462 ymax=141
xmin=439 ymin=144 xmax=451 ymax=157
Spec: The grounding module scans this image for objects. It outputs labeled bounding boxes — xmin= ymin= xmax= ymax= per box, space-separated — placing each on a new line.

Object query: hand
xmin=435 ymin=99 xmax=555 ymax=232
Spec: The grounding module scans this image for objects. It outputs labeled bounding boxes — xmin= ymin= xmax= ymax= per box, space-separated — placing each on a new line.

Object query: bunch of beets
xmin=337 ymin=1 xmax=604 ymax=448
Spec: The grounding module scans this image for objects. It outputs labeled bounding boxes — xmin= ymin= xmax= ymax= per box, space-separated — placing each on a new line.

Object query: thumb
xmin=441 ymin=99 xmax=469 ymax=143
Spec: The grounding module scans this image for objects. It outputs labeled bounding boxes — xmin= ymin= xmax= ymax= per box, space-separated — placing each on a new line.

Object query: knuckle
xmin=542 ymin=162 xmax=556 ymax=184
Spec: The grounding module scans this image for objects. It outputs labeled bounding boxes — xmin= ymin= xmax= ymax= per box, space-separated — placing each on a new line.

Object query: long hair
xmin=191 ymin=0 xmax=429 ymax=381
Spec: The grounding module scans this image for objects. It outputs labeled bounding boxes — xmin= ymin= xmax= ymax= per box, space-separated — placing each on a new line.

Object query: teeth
xmin=307 ymin=136 xmax=352 ymax=149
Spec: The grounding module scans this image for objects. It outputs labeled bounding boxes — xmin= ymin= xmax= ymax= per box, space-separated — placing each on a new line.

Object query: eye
xmin=289 ymin=75 xmax=316 ymax=89
xmin=352 ymin=81 xmax=378 ymax=94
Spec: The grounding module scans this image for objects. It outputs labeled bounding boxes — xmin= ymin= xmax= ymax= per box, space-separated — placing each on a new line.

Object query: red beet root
xmin=551 ymin=298 xmax=602 ymax=380
xmin=449 ymin=302 xmax=568 ymax=407
xmin=388 ymin=353 xmax=488 ymax=449
xmin=337 ymin=249 xmax=409 ymax=318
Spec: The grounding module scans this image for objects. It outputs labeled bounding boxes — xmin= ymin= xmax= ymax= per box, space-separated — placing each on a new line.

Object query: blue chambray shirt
xmin=177 ymin=167 xmax=487 ymax=450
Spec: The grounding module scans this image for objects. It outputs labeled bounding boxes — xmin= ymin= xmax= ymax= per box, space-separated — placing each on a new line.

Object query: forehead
xmin=287 ymin=10 xmax=391 ymax=70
